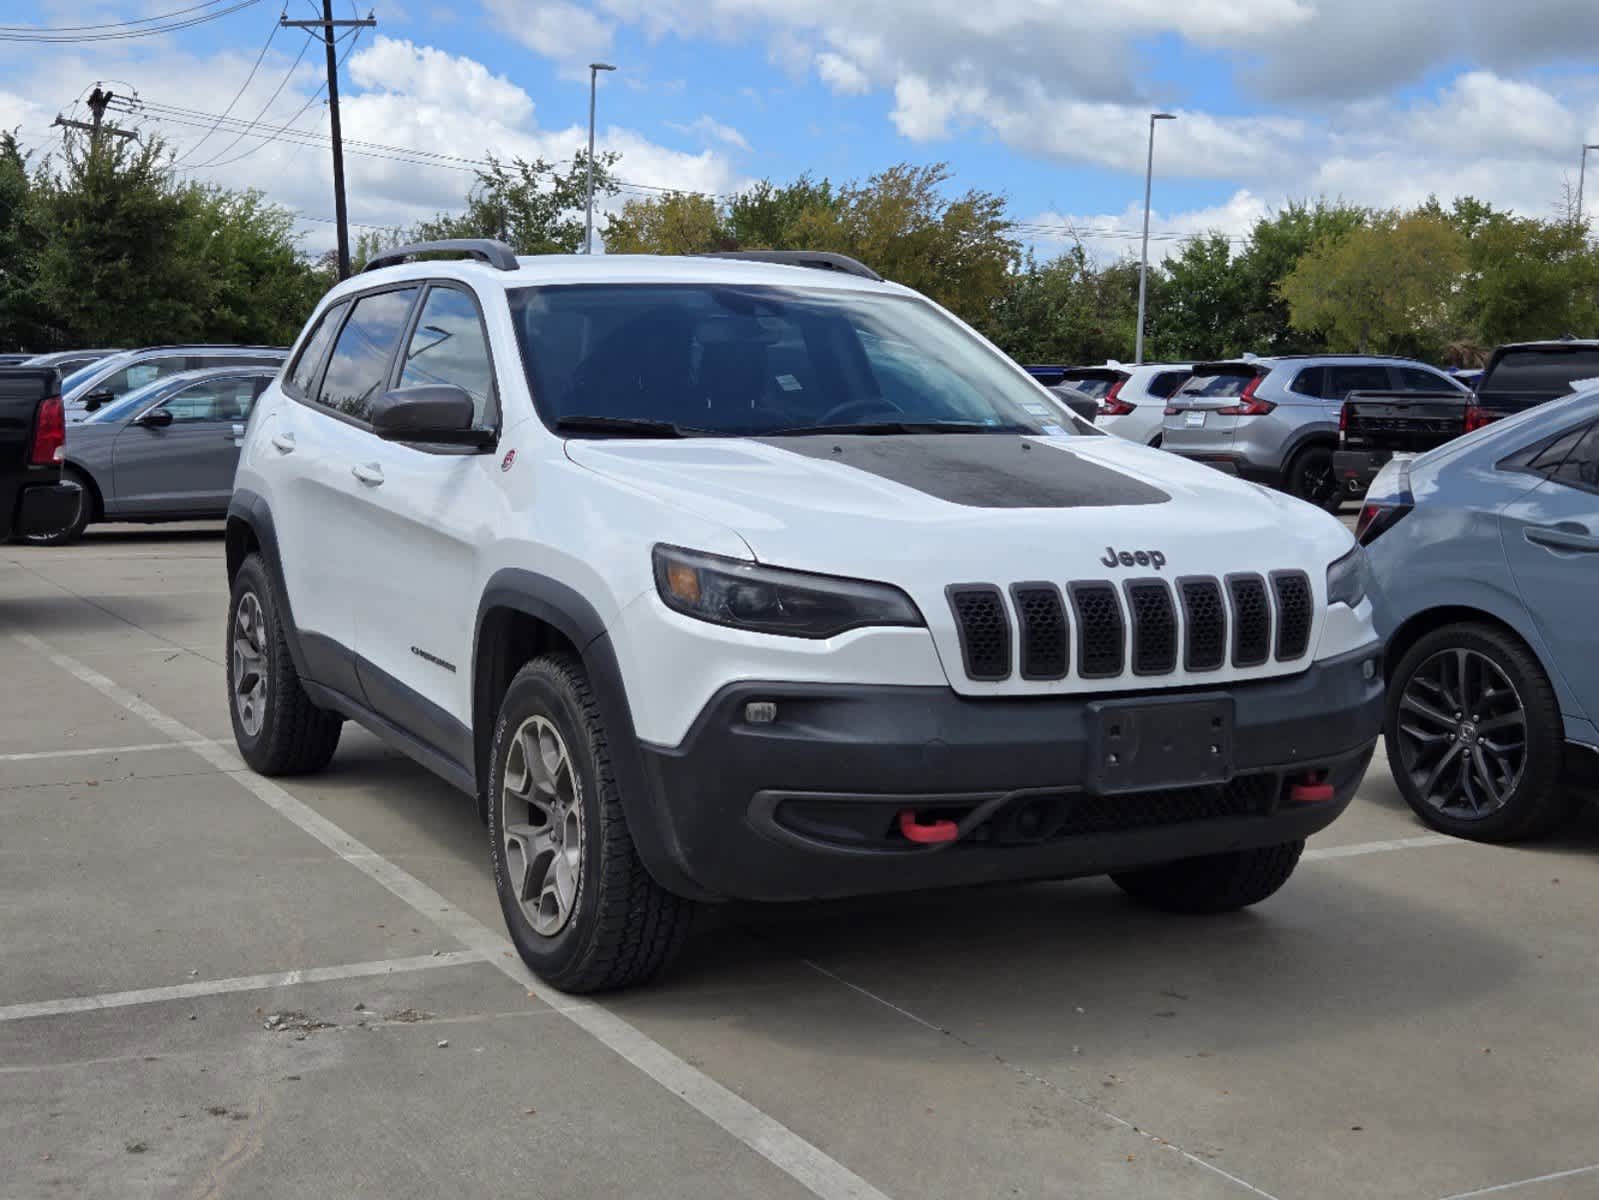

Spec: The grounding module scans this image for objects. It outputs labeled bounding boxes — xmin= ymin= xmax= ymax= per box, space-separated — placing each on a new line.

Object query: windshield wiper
xmin=765 ymin=420 xmax=1035 ymax=437
xmin=555 ymin=415 xmax=691 ymax=438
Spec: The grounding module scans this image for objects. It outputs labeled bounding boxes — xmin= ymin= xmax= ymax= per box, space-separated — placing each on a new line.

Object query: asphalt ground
xmin=4 ymin=523 xmax=1599 ymax=1200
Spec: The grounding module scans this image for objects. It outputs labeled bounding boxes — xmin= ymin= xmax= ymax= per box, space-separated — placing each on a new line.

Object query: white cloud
xmin=667 ymin=114 xmax=751 ymax=151
xmin=1022 ymin=190 xmax=1269 ymax=264
xmin=814 ymin=52 xmax=869 ymax=96
xmin=482 ymin=0 xmax=615 ymax=69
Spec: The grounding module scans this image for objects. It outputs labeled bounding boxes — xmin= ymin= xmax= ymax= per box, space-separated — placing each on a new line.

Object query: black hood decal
xmin=758 ymin=434 xmax=1169 ymax=509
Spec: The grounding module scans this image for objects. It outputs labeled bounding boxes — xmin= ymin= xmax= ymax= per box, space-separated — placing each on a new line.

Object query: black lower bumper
xmin=632 ymin=647 xmax=1383 ymax=902
xmin=1332 ymin=449 xmax=1392 ymax=496
xmin=13 ymin=481 xmax=81 ymax=538
xmin=1166 ymin=449 xmax=1279 ymax=486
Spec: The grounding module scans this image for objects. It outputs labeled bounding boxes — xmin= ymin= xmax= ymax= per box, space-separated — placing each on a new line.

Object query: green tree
xmin=0 ymin=131 xmax=46 ymax=349
xmin=726 ymin=175 xmax=837 ymax=248
xmin=986 ymin=246 xmax=1143 ymax=364
xmin=603 ymin=191 xmax=728 ymax=254
xmin=413 ymin=152 xmax=618 ymax=255
xmin=1279 ymin=212 xmax=1467 ymax=355
xmin=1151 ymin=233 xmax=1248 ymax=360
xmin=1228 ymin=201 xmax=1369 ymax=355
xmin=182 ymin=187 xmax=327 ymax=344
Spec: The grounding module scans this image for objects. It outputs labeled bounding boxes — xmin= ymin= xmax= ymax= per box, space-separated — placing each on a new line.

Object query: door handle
xmin=351 ymin=463 xmax=385 ymax=486
xmin=1525 ymin=523 xmax=1599 ymax=554
xmin=270 ymin=432 xmax=296 ymax=453
xmin=225 ymin=423 xmax=246 ymax=439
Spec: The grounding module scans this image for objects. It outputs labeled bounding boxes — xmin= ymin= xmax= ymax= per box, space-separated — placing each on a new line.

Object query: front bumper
xmin=14 ymin=481 xmax=82 ymax=538
xmin=1332 ymin=450 xmax=1391 ymax=497
xmin=632 ymin=646 xmax=1383 ymax=902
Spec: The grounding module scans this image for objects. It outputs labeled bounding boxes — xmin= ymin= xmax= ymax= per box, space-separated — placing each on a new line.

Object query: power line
xmin=173 ymin=11 xmax=281 ymax=165
xmin=0 ymin=0 xmax=237 ymax=32
xmin=185 ymin=32 xmax=316 ymax=169
xmin=0 ymin=0 xmax=262 ymax=42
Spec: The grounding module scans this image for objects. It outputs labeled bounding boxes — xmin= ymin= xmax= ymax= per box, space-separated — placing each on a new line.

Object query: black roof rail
xmin=363 ymin=238 xmax=519 ymax=273
xmin=690 ymin=250 xmax=882 ymax=282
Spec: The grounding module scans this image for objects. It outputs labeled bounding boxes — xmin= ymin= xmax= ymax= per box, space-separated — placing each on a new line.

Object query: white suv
xmin=1051 ymin=362 xmax=1193 ymax=445
xmin=225 ymin=241 xmax=1383 ymax=992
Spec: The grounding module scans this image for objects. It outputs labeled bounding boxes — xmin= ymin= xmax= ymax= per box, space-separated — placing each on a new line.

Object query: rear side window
xmin=158 ymin=377 xmax=260 ymax=423
xmin=1149 ymin=370 xmax=1189 ymax=399
xmin=288 ymin=301 xmax=348 ymax=398
xmin=1062 ymin=374 xmax=1115 ymax=400
xmin=1550 ymin=423 xmax=1599 ymax=491
xmin=1290 ymin=367 xmax=1324 ymax=397
xmin=1482 ymin=348 xmax=1599 ymax=405
xmin=1325 ymin=365 xmax=1390 ymax=397
xmin=95 ymin=355 xmax=189 ymax=399
xmin=1396 ymin=366 xmax=1457 ymax=392
xmin=399 ymin=287 xmax=497 ymax=426
xmin=1179 ymin=370 xmax=1255 ymax=398
xmin=316 ymin=288 xmax=419 ymax=422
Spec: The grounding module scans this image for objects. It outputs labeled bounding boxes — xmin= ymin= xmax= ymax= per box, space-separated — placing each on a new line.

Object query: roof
xmin=1491 ymin=338 xmax=1599 ymax=352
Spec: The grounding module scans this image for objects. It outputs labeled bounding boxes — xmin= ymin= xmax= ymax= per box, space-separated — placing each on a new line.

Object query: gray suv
xmin=1161 ymin=355 xmax=1467 ymax=506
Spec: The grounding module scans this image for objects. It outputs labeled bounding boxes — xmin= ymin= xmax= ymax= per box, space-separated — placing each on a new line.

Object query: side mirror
xmin=135 ymin=407 xmax=174 ymax=428
xmin=370 ymin=385 xmax=494 ymax=447
xmin=83 ymin=390 xmax=114 ymax=412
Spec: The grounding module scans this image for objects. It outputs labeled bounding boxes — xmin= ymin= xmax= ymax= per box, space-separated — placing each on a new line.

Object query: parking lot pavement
xmin=5 ymin=525 xmax=1599 ymax=1200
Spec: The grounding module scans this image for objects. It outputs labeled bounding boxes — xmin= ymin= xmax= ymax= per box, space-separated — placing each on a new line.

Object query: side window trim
xmin=283 ymin=299 xmax=349 ymax=402
xmin=394 ymin=281 xmax=502 ymax=433
xmin=297 ymin=281 xmax=422 ymax=429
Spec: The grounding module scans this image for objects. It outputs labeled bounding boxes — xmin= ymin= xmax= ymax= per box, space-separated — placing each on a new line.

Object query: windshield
xmin=507 ymin=284 xmax=1080 ymax=436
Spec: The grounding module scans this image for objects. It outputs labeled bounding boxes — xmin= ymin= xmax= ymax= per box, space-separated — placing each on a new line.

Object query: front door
xmin=111 ymin=375 xmax=261 ymax=515
xmin=1499 ymin=419 xmax=1599 ymax=724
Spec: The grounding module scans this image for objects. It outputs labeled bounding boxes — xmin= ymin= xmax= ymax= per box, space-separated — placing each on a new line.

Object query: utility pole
xmin=1579 ymin=143 xmax=1599 ymax=232
xmin=283 ymin=6 xmax=376 ymax=280
xmin=53 ymin=86 xmax=138 ymax=150
xmin=585 ymin=62 xmax=616 ymax=254
xmin=1135 ymin=111 xmax=1177 ymax=367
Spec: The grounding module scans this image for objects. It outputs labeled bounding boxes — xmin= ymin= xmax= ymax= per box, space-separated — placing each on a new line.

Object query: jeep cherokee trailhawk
xmin=225 ymin=241 xmax=1384 ymax=992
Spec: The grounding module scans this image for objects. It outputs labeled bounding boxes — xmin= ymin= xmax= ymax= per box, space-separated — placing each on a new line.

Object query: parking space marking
xmin=0 ymin=740 xmax=214 ymax=762
xmin=0 ymin=952 xmax=481 ymax=1024
xmin=796 ymin=957 xmax=1283 ymax=1200
xmin=1303 ymin=834 xmax=1459 ymax=861
xmin=1436 ymin=1162 xmax=1599 ymax=1199
xmin=12 ymin=629 xmax=894 ymax=1200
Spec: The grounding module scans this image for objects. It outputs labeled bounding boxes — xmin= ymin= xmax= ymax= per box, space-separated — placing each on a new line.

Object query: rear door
xmin=1500 ymin=420 xmax=1599 ymax=723
xmin=110 ymin=375 xmax=261 ymax=514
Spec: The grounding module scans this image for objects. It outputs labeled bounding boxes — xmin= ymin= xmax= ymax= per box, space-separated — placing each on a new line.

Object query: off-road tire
xmin=1384 ymin=622 xmax=1573 ymax=842
xmin=489 ymin=654 xmax=693 ymax=993
xmin=227 ymin=553 xmax=342 ymax=774
xmin=1112 ymin=841 xmax=1305 ymax=913
xmin=18 ymin=466 xmax=92 ymax=546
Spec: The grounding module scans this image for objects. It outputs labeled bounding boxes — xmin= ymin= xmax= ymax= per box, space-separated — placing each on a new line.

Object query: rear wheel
xmin=18 ymin=466 xmax=92 ymax=546
xmin=1385 ymin=623 xmax=1572 ymax=841
xmin=1284 ymin=444 xmax=1339 ymax=509
xmin=1112 ymin=842 xmax=1304 ymax=912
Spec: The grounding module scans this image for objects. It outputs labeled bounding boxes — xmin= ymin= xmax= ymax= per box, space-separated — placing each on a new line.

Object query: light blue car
xmin=1362 ymin=388 xmax=1599 ymax=841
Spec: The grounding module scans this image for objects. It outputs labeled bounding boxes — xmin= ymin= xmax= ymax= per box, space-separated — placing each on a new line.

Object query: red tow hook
xmin=898 ymin=809 xmax=959 ymax=844
xmin=1288 ymin=773 xmax=1335 ymax=804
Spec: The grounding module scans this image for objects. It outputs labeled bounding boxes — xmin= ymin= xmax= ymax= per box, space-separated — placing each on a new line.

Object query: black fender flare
xmin=473 ymin=569 xmax=711 ymax=901
xmin=226 ymin=489 xmax=311 ymax=681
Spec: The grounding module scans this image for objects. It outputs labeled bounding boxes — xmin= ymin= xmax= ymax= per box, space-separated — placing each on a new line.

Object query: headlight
xmin=1326 ymin=545 xmax=1370 ymax=608
xmin=653 ymin=545 xmax=924 ymax=638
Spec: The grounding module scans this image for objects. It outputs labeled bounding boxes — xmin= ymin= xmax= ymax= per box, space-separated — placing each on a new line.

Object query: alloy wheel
xmin=502 ymin=715 xmax=584 ymax=936
xmin=1395 ymin=647 xmax=1527 ymax=819
xmin=231 ymin=591 xmax=269 ymax=737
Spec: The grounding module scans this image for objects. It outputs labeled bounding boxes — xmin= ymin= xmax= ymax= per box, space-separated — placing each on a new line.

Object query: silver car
xmin=63 ymin=344 xmax=287 ymax=423
xmin=1161 ymin=355 xmax=1467 ymax=506
xmin=1362 ymin=387 xmax=1599 ymax=841
xmin=23 ymin=367 xmax=278 ymax=546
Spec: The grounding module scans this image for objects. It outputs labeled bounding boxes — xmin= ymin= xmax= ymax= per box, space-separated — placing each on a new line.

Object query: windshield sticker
xmin=1040 ymin=424 xmax=1066 ymax=436
xmin=775 ymin=373 xmax=803 ymax=391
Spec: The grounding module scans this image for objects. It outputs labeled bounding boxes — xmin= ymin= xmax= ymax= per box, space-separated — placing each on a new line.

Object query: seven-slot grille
xmin=947 ymin=570 xmax=1317 ymax=682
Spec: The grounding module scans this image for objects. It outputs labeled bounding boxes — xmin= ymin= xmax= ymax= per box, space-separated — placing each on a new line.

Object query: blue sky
xmin=4 ymin=0 xmax=1598 ymax=259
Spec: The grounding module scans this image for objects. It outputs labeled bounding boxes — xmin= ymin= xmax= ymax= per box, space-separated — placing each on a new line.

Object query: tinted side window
xmin=159 ymin=378 xmax=260 ymax=423
xmin=316 ymin=289 xmax=419 ymax=422
xmin=1550 ymin=423 xmax=1599 ymax=490
xmin=399 ymin=287 xmax=496 ymax=425
xmin=1397 ymin=366 xmax=1455 ymax=392
xmin=100 ymin=355 xmax=189 ymax=399
xmin=1290 ymin=367 xmax=1324 ymax=397
xmin=288 ymin=301 xmax=349 ymax=397
xmin=1483 ymin=349 xmax=1599 ymax=401
xmin=1325 ymin=365 xmax=1391 ymax=398
xmin=1149 ymin=371 xmax=1189 ymax=399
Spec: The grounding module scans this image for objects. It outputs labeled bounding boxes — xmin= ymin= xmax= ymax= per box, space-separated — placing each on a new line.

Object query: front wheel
xmin=1284 ymin=444 xmax=1339 ymax=510
xmin=1112 ymin=842 xmax=1304 ymax=912
xmin=488 ymin=655 xmax=693 ymax=993
xmin=1384 ymin=623 xmax=1572 ymax=841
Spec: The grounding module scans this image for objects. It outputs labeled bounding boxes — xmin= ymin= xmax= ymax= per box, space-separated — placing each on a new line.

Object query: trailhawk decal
xmin=757 ymin=434 xmax=1169 ymax=509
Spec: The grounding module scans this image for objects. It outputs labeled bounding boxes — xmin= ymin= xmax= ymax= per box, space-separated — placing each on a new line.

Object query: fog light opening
xmin=744 ymin=701 xmax=778 ymax=725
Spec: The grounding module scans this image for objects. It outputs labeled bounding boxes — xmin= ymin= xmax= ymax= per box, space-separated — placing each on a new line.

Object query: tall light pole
xmin=585 ymin=62 xmax=616 ymax=254
xmin=1135 ymin=112 xmax=1177 ymax=366
xmin=1579 ymin=143 xmax=1599 ymax=231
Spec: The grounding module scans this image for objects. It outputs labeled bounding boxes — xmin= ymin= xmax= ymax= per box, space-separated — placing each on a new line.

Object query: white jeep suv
xmin=226 ymin=241 xmax=1383 ymax=992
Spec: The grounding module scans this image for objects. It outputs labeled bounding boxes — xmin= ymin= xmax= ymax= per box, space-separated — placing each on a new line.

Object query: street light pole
xmin=1579 ymin=143 xmax=1599 ymax=231
xmin=585 ymin=62 xmax=616 ymax=254
xmin=1135 ymin=112 xmax=1177 ymax=366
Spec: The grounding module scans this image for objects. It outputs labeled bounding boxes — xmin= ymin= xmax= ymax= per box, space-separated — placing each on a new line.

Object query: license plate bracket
xmin=1184 ymin=410 xmax=1206 ymax=428
xmin=1085 ymin=696 xmax=1234 ymax=795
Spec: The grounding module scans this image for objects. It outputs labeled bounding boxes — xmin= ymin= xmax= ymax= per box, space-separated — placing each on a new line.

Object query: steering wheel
xmin=813 ymin=395 xmax=907 ymax=426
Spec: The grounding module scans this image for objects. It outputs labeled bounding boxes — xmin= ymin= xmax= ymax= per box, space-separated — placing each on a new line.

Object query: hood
xmin=568 ymin=432 xmax=1360 ymax=696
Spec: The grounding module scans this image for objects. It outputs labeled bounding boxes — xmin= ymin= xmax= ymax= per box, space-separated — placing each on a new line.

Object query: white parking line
xmin=11 ymin=629 xmax=893 ymax=1200
xmin=0 ymin=952 xmax=481 ymax=1023
xmin=0 ymin=740 xmax=214 ymax=763
xmin=1436 ymin=1162 xmax=1599 ymax=1199
xmin=1303 ymin=834 xmax=1459 ymax=861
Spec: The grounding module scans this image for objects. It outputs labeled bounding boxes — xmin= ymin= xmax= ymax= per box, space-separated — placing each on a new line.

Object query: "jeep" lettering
xmin=1100 ymin=546 xmax=1167 ymax=570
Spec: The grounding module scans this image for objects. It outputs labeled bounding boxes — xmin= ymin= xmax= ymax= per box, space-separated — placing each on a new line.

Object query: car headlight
xmin=1326 ymin=545 xmax=1370 ymax=608
xmin=653 ymin=545 xmax=924 ymax=638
